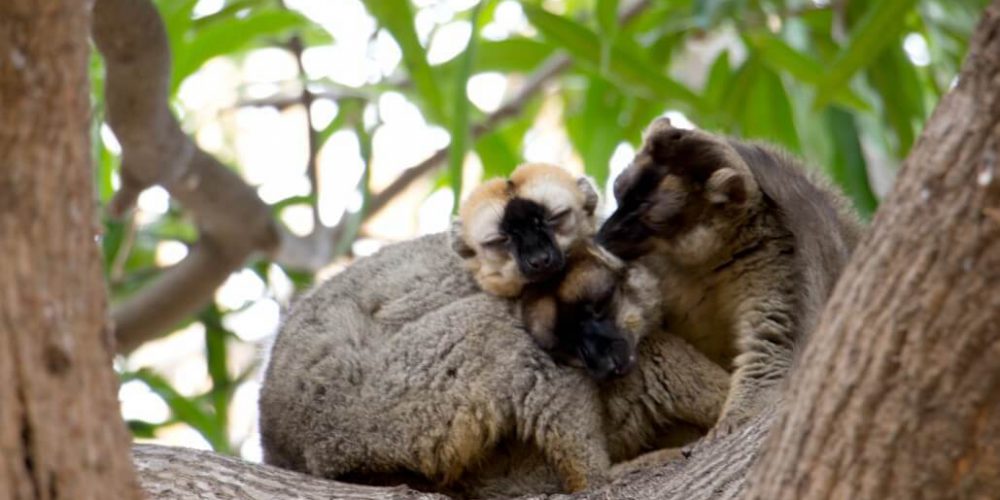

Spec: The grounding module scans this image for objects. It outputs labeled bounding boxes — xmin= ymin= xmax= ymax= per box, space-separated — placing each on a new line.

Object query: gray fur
xmin=259 ymin=233 xmax=728 ymax=496
xmin=599 ymin=119 xmax=864 ymax=436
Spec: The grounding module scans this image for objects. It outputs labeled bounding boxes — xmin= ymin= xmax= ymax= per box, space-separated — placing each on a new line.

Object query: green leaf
xmin=621 ymin=95 xmax=661 ymax=144
xmin=316 ymin=98 xmax=364 ymax=151
xmin=475 ymin=108 xmax=535 ymax=179
xmin=431 ymin=38 xmax=554 ymax=93
xmin=825 ymin=107 xmax=878 ymax=217
xmin=201 ymin=306 xmax=233 ymax=454
xmin=596 ymin=0 xmax=619 ymax=36
xmin=702 ymin=50 xmax=730 ymax=113
xmin=448 ymin=3 xmax=485 ymax=213
xmin=566 ymin=76 xmax=623 ymax=189
xmin=866 ymin=44 xmax=925 ymax=157
xmin=721 ymin=58 xmax=757 ymax=132
xmin=523 ymin=5 xmax=700 ymax=108
xmin=746 ymin=34 xmax=870 ymax=112
xmin=127 ymin=419 xmax=160 ymax=438
xmin=156 ymin=0 xmax=199 ymax=58
xmin=101 ymin=218 xmax=126 ymax=271
xmin=813 ymin=0 xmax=920 ymax=108
xmin=171 ymin=9 xmax=311 ymax=92
xmin=124 ymin=369 xmax=226 ymax=451
xmin=692 ymin=0 xmax=718 ymax=28
xmin=364 ymin=0 xmax=446 ymax=123
xmin=740 ymin=64 xmax=800 ymax=153
xmin=94 ymin=133 xmax=118 ymax=204
xmin=191 ymin=0 xmax=260 ymax=28
xmin=475 ymin=132 xmax=520 ymax=179
xmin=270 ymin=195 xmax=316 ymax=214
xmin=475 ymin=38 xmax=555 ymax=73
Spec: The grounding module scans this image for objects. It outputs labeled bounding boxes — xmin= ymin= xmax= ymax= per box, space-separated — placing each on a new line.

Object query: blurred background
xmin=94 ymin=0 xmax=988 ymax=461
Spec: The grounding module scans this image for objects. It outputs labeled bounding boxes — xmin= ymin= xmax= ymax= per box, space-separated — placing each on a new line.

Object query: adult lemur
xmin=598 ymin=118 xmax=863 ymax=436
xmin=260 ymin=164 xmax=729 ymax=495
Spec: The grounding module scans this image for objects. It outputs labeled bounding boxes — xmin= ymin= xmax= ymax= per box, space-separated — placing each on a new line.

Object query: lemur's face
xmin=552 ymin=263 xmax=631 ymax=381
xmin=452 ymin=163 xmax=599 ymax=297
xmin=529 ymin=246 xmax=662 ymax=382
xmin=597 ymin=118 xmax=760 ymax=264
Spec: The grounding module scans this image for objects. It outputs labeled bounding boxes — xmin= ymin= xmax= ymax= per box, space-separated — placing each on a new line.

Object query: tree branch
xmin=132 ymin=414 xmax=770 ymax=500
xmin=93 ymin=0 xmax=279 ymax=353
xmin=132 ymin=444 xmax=446 ymax=499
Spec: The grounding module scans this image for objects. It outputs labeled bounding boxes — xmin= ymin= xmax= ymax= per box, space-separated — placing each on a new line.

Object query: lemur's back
xmin=259 ymin=233 xmax=478 ymax=468
xmin=258 ymin=233 xmax=593 ymax=486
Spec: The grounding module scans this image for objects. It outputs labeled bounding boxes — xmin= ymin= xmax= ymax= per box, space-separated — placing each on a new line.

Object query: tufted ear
xmin=706 ymin=167 xmax=749 ymax=205
xmin=644 ymin=117 xmax=687 ymax=165
xmin=448 ymin=218 xmax=476 ymax=258
xmin=576 ymin=176 xmax=599 ymax=216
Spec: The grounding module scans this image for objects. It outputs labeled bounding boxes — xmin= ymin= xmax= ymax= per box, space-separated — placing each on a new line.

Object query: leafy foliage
xmin=93 ymin=0 xmax=989 ymax=455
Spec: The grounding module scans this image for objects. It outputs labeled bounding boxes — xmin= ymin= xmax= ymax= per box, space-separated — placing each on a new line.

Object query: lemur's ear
xmin=449 ymin=217 xmax=476 ymax=258
xmin=576 ymin=176 xmax=599 ymax=216
xmin=706 ymin=167 xmax=749 ymax=205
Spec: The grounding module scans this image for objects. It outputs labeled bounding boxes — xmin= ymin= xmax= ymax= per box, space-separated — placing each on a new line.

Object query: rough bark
xmin=131 ymin=440 xmax=762 ymax=500
xmin=743 ymin=1 xmax=1000 ymax=498
xmin=132 ymin=445 xmax=445 ymax=500
xmin=0 ymin=1 xmax=143 ymax=499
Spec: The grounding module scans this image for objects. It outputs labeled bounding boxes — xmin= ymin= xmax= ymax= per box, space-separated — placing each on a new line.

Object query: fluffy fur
xmin=598 ymin=118 xmax=863 ymax=436
xmin=259 ymin=233 xmax=728 ymax=496
xmin=452 ymin=163 xmax=599 ymax=298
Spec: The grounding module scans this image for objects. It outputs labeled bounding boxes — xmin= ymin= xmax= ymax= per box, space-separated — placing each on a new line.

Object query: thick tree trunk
xmin=0 ymin=2 xmax=143 ymax=499
xmin=743 ymin=1 xmax=1000 ymax=498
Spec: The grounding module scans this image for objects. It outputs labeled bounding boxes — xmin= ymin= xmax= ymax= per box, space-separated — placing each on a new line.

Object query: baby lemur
xmin=451 ymin=163 xmax=635 ymax=380
xmin=259 ymin=233 xmax=728 ymax=496
xmin=598 ymin=118 xmax=863 ymax=435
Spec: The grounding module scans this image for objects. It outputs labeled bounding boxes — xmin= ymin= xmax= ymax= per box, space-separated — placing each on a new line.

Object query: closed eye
xmin=481 ymin=235 xmax=509 ymax=250
xmin=547 ymin=208 xmax=571 ymax=225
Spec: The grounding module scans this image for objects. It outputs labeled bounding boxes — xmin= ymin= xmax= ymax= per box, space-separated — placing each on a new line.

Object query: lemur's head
xmin=520 ymin=244 xmax=661 ymax=382
xmin=598 ymin=118 xmax=762 ymax=266
xmin=451 ymin=163 xmax=599 ymax=297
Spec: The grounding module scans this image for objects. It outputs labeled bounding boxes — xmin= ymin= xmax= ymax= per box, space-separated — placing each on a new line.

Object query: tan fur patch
xmin=460 ymin=178 xmax=510 ymax=244
xmin=657 ymin=174 xmax=684 ymax=193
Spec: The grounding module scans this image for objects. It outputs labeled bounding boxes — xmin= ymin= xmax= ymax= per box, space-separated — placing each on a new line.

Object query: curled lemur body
xmin=598 ymin=119 xmax=863 ymax=435
xmin=259 ymin=233 xmax=727 ymax=495
xmin=260 ymin=163 xmax=729 ymax=495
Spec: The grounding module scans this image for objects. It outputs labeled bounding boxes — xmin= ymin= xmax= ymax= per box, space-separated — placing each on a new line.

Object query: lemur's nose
xmin=526 ymin=253 xmax=551 ymax=271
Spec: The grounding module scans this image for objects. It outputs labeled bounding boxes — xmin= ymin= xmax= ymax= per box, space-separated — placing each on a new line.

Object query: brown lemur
xmin=450 ymin=163 xmax=638 ymax=380
xmin=450 ymin=163 xmax=598 ymax=299
xmin=597 ymin=117 xmax=864 ymax=436
xmin=259 ymin=233 xmax=728 ymax=496
xmin=259 ymin=164 xmax=729 ymax=496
